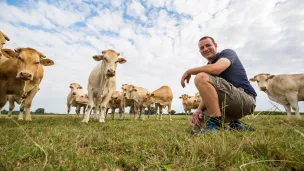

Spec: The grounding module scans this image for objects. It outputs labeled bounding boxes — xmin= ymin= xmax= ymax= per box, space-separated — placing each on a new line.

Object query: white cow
xmin=81 ymin=49 xmax=126 ymax=123
xmin=250 ymin=73 xmax=304 ymax=119
xmin=179 ymin=94 xmax=201 ymax=115
xmin=67 ymin=83 xmax=88 ymax=115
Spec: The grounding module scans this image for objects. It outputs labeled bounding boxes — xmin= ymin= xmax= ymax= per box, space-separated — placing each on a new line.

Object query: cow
xmin=250 ymin=73 xmax=304 ymax=119
xmin=0 ymin=31 xmax=10 ymax=57
xmin=121 ymin=84 xmax=135 ymax=118
xmin=67 ymin=83 xmax=88 ymax=115
xmin=105 ymin=91 xmax=124 ymax=120
xmin=81 ymin=49 xmax=127 ymax=123
xmin=0 ymin=48 xmax=54 ymax=120
xmin=179 ymin=94 xmax=200 ymax=115
xmin=123 ymin=84 xmax=150 ymax=120
xmin=142 ymin=85 xmax=173 ymax=120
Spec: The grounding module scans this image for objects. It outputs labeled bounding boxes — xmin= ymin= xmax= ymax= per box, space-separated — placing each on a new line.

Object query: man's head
xmin=198 ymin=36 xmax=217 ymax=61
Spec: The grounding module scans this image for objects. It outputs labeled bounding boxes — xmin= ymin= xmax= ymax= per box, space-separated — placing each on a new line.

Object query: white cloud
xmin=1 ymin=0 xmax=304 ymax=114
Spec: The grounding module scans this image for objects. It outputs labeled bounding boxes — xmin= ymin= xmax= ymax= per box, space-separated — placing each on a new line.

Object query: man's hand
xmin=181 ymin=71 xmax=191 ymax=88
xmin=191 ymin=108 xmax=203 ymax=131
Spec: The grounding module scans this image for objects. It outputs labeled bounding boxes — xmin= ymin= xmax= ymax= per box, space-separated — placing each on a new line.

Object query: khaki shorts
xmin=208 ymin=75 xmax=256 ymax=121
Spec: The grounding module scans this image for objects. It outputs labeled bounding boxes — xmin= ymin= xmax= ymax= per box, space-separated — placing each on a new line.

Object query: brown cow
xmin=121 ymin=84 xmax=135 ymax=118
xmin=250 ymin=73 xmax=304 ymax=119
xmin=0 ymin=31 xmax=10 ymax=57
xmin=0 ymin=48 xmax=54 ymax=120
xmin=81 ymin=49 xmax=127 ymax=123
xmin=67 ymin=83 xmax=88 ymax=115
xmin=142 ymin=85 xmax=173 ymax=120
xmin=106 ymin=91 xmax=124 ymax=120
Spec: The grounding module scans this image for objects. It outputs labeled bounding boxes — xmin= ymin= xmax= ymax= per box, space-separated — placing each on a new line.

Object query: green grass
xmin=0 ymin=114 xmax=304 ymax=171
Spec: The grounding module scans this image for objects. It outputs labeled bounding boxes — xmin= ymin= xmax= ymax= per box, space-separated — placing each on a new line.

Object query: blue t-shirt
xmin=210 ymin=49 xmax=257 ymax=99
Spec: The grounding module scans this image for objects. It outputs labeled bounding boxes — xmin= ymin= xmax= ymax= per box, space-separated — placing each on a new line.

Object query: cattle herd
xmin=0 ymin=31 xmax=303 ymax=123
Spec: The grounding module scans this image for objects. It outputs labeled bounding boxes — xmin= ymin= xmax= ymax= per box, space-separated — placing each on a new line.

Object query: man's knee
xmin=194 ymin=72 xmax=210 ymax=85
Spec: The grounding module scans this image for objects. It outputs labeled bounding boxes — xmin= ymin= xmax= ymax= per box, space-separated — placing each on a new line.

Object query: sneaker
xmin=191 ymin=120 xmax=220 ymax=134
xmin=229 ymin=120 xmax=255 ymax=131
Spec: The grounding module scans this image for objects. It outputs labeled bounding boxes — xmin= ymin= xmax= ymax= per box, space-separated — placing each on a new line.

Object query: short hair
xmin=199 ymin=36 xmax=216 ymax=44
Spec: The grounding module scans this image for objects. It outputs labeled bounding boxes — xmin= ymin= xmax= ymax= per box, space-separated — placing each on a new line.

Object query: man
xmin=181 ymin=36 xmax=257 ymax=134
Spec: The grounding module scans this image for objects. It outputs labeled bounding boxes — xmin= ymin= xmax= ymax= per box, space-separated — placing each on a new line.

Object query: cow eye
xmin=17 ymin=56 xmax=22 ymax=60
xmin=34 ymin=61 xmax=40 ymax=64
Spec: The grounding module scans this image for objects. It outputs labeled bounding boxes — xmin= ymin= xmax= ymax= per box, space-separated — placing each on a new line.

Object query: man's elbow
xmin=210 ymin=68 xmax=222 ymax=76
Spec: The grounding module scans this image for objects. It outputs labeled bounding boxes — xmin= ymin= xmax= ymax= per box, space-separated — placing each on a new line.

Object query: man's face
xmin=198 ymin=38 xmax=217 ymax=60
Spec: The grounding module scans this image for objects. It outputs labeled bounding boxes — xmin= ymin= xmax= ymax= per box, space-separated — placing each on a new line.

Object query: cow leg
xmin=283 ymin=104 xmax=291 ymax=118
xmin=139 ymin=106 xmax=144 ymax=120
xmin=285 ymin=94 xmax=301 ymax=119
xmin=168 ymin=102 xmax=172 ymax=121
xmin=76 ymin=104 xmax=81 ymax=115
xmin=98 ymin=92 xmax=113 ymax=123
xmin=23 ymin=87 xmax=39 ymax=121
xmin=67 ymin=103 xmax=71 ymax=114
xmin=155 ymin=104 xmax=159 ymax=120
xmin=82 ymin=92 xmax=94 ymax=123
xmin=111 ymin=107 xmax=115 ymax=120
xmin=105 ymin=107 xmax=109 ymax=119
xmin=0 ymin=90 xmax=7 ymax=115
xmin=159 ymin=105 xmax=163 ymax=120
xmin=119 ymin=106 xmax=123 ymax=120
xmin=8 ymin=96 xmax=15 ymax=118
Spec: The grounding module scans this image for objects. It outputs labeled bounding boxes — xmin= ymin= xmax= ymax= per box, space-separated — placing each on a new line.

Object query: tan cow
xmin=67 ymin=83 xmax=88 ymax=115
xmin=81 ymin=49 xmax=127 ymax=123
xmin=142 ymin=85 xmax=173 ymax=120
xmin=250 ymin=73 xmax=304 ymax=119
xmin=123 ymin=84 xmax=150 ymax=120
xmin=121 ymin=84 xmax=135 ymax=118
xmin=179 ymin=94 xmax=201 ymax=115
xmin=0 ymin=31 xmax=10 ymax=57
xmin=0 ymin=48 xmax=54 ymax=120
xmin=105 ymin=91 xmax=124 ymax=120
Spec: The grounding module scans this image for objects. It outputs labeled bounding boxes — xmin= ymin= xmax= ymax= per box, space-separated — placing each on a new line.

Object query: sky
xmin=1 ymin=0 xmax=304 ymax=114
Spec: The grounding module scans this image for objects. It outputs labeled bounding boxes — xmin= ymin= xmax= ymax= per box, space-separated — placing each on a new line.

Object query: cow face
xmin=121 ymin=84 xmax=133 ymax=99
xmin=179 ymin=94 xmax=191 ymax=105
xmin=69 ymin=83 xmax=83 ymax=96
xmin=14 ymin=48 xmax=54 ymax=80
xmin=142 ymin=93 xmax=154 ymax=107
xmin=75 ymin=94 xmax=89 ymax=104
xmin=111 ymin=91 xmax=122 ymax=103
xmin=93 ymin=49 xmax=126 ymax=77
xmin=0 ymin=32 xmax=10 ymax=57
xmin=249 ymin=73 xmax=275 ymax=91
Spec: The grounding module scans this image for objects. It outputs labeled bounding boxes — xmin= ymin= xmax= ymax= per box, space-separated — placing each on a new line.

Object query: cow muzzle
xmin=17 ymin=72 xmax=33 ymax=80
xmin=106 ymin=69 xmax=116 ymax=77
xmin=260 ymin=86 xmax=267 ymax=91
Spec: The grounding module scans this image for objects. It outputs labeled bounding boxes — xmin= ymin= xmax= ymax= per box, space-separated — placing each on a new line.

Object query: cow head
xmin=179 ymin=94 xmax=191 ymax=105
xmin=13 ymin=48 xmax=54 ymax=80
xmin=75 ymin=93 xmax=89 ymax=104
xmin=0 ymin=31 xmax=10 ymax=57
xmin=121 ymin=84 xmax=133 ymax=99
xmin=142 ymin=93 xmax=154 ymax=107
xmin=93 ymin=49 xmax=127 ymax=77
xmin=249 ymin=73 xmax=275 ymax=91
xmin=69 ymin=83 xmax=83 ymax=96
xmin=111 ymin=91 xmax=122 ymax=102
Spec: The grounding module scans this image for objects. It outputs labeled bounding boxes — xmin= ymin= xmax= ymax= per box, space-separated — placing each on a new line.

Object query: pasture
xmin=0 ymin=114 xmax=304 ymax=171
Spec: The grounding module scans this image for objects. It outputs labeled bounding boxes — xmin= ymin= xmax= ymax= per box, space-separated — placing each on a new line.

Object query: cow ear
xmin=14 ymin=48 xmax=22 ymax=53
xmin=1 ymin=32 xmax=10 ymax=41
xmin=40 ymin=58 xmax=55 ymax=66
xmin=150 ymin=93 xmax=155 ymax=97
xmin=117 ymin=52 xmax=120 ymax=56
xmin=249 ymin=77 xmax=256 ymax=82
xmin=146 ymin=93 xmax=150 ymax=96
xmin=2 ymin=49 xmax=17 ymax=58
xmin=133 ymin=88 xmax=137 ymax=91
xmin=78 ymin=86 xmax=83 ymax=89
xmin=39 ymin=53 xmax=46 ymax=59
xmin=267 ymin=75 xmax=275 ymax=79
xmin=179 ymin=96 xmax=182 ymax=99
xmin=93 ymin=55 xmax=103 ymax=61
xmin=117 ymin=58 xmax=127 ymax=64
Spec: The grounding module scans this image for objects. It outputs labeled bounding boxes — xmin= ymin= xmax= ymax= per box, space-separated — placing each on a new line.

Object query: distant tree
xmin=35 ymin=108 xmax=45 ymax=114
xmin=171 ymin=110 xmax=176 ymax=115
xmin=1 ymin=109 xmax=8 ymax=114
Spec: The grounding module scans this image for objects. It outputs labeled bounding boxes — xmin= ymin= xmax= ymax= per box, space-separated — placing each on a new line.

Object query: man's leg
xmin=193 ymin=72 xmax=223 ymax=133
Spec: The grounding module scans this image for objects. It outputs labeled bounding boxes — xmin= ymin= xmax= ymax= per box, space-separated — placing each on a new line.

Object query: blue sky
xmin=1 ymin=0 xmax=304 ymax=115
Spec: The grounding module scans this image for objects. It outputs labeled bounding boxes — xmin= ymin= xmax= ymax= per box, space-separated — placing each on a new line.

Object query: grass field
xmin=0 ymin=114 xmax=304 ymax=171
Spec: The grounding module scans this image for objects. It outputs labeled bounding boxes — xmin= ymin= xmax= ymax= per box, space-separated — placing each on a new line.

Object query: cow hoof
xmin=99 ymin=120 xmax=105 ymax=123
xmin=296 ymin=116 xmax=302 ymax=120
xmin=81 ymin=119 xmax=89 ymax=123
xmin=25 ymin=118 xmax=32 ymax=121
xmin=18 ymin=118 xmax=24 ymax=121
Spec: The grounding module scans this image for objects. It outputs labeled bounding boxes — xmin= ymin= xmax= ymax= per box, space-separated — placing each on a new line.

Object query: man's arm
xmin=187 ymin=58 xmax=231 ymax=76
